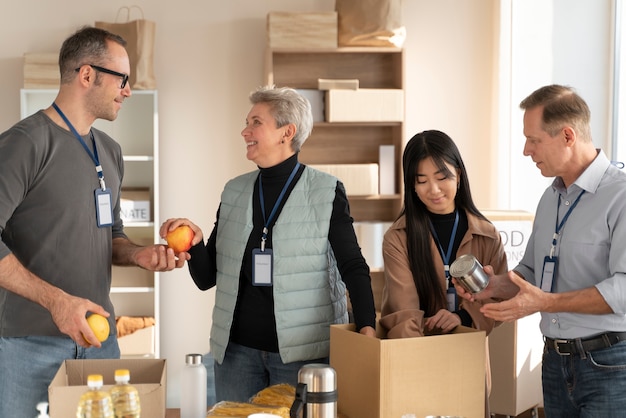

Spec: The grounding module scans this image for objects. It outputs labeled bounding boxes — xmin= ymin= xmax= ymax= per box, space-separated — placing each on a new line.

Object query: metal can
xmin=449 ymin=254 xmax=489 ymax=293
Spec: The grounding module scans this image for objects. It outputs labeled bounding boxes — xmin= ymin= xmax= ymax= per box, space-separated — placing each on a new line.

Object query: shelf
xmin=265 ymin=48 xmax=404 ymax=222
xmin=124 ymin=155 xmax=154 ymax=162
xmin=266 ymin=48 xmax=403 ymax=89
xmin=111 ymin=286 xmax=155 ymax=293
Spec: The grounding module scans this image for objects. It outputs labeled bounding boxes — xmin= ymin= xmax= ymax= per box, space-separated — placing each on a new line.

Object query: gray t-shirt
xmin=0 ymin=110 xmax=127 ymax=336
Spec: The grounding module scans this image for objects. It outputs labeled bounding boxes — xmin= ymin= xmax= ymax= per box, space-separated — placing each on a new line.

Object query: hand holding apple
xmin=166 ymin=225 xmax=195 ymax=253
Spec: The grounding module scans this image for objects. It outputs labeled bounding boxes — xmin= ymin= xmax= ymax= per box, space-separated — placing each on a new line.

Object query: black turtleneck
xmin=188 ymin=153 xmax=376 ymax=352
xmin=428 ymin=209 xmax=473 ymax=327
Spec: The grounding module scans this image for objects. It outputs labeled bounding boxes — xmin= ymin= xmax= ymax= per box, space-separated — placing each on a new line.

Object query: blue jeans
xmin=214 ymin=342 xmax=328 ymax=402
xmin=202 ymin=351 xmax=217 ymax=407
xmin=542 ymin=340 xmax=626 ymax=417
xmin=0 ymin=335 xmax=120 ymax=418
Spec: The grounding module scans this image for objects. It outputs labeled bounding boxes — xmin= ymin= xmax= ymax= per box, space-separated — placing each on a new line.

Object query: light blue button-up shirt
xmin=514 ymin=150 xmax=626 ymax=339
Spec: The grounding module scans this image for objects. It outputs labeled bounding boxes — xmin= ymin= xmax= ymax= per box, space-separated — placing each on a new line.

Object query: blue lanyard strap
xmin=551 ymin=190 xmax=585 ymax=257
xmin=258 ymin=162 xmax=300 ymax=251
xmin=52 ymin=102 xmax=105 ymax=190
xmin=429 ymin=210 xmax=459 ymax=280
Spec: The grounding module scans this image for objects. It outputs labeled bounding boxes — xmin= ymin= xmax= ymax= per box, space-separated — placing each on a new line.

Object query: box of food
xmin=48 ymin=358 xmax=166 ymax=418
xmin=330 ymin=323 xmax=486 ymax=418
xmin=325 ymin=89 xmax=404 ymax=122
xmin=267 ymin=12 xmax=338 ymax=48
xmin=120 ymin=188 xmax=151 ymax=223
xmin=308 ymin=164 xmax=379 ymax=196
xmin=117 ymin=325 xmax=156 ymax=356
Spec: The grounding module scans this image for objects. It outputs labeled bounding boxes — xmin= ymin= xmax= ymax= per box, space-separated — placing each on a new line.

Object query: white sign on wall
xmin=492 ymin=220 xmax=533 ymax=266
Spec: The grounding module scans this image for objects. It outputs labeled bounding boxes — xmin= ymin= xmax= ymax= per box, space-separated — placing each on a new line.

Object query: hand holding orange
xmin=84 ymin=313 xmax=110 ymax=343
xmin=165 ymin=225 xmax=195 ymax=253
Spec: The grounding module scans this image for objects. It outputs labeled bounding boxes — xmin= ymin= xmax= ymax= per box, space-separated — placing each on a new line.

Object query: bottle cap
xmin=114 ymin=369 xmax=131 ymax=381
xmin=87 ymin=374 xmax=104 ymax=388
xmin=185 ymin=353 xmax=203 ymax=365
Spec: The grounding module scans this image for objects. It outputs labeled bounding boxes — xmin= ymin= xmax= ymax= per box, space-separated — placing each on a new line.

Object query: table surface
xmin=166 ymin=408 xmax=348 ymax=418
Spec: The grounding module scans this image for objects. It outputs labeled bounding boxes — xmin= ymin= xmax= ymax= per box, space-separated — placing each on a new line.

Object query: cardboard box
xmin=488 ymin=314 xmax=544 ymax=415
xmin=478 ymin=210 xmax=543 ymax=415
xmin=49 ymin=358 xmax=166 ymax=418
xmin=309 ymin=164 xmax=379 ymax=195
xmin=296 ymin=89 xmax=325 ymax=122
xmin=23 ymin=52 xmax=60 ymax=88
xmin=325 ymin=89 xmax=404 ymax=122
xmin=267 ymin=12 xmax=338 ymax=48
xmin=118 ymin=325 xmax=156 ymax=357
xmin=120 ymin=188 xmax=151 ymax=223
xmin=330 ymin=323 xmax=486 ymax=418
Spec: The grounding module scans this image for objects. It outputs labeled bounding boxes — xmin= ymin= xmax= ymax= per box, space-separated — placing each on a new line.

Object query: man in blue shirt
xmin=458 ymin=84 xmax=626 ymax=417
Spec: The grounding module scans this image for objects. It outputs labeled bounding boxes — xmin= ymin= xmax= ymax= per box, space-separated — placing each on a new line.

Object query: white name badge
xmin=95 ymin=188 xmax=113 ymax=227
xmin=252 ymin=248 xmax=273 ymax=286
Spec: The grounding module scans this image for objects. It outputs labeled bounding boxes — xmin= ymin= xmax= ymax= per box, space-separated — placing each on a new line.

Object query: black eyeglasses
xmin=75 ymin=64 xmax=129 ymax=89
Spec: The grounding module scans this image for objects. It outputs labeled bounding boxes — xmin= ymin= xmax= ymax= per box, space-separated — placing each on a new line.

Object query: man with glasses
xmin=0 ymin=26 xmax=184 ymax=417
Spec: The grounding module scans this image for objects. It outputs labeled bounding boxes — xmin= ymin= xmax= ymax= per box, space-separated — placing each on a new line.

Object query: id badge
xmin=252 ymin=248 xmax=273 ymax=286
xmin=446 ymin=286 xmax=457 ymax=312
xmin=540 ymin=256 xmax=558 ymax=292
xmin=94 ymin=188 xmax=113 ymax=228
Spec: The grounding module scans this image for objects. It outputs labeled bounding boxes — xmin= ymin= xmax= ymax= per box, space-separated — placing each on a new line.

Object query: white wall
xmin=496 ymin=0 xmax=612 ymax=212
xmin=0 ymin=0 xmax=612 ymax=408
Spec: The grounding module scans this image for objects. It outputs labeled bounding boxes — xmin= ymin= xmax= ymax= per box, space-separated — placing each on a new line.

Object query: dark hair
xmin=58 ymin=26 xmax=127 ymax=84
xmin=400 ymin=130 xmax=487 ymax=316
xmin=519 ymin=84 xmax=592 ymax=142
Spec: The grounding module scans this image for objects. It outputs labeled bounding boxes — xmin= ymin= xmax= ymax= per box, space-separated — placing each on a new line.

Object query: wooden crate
xmin=23 ymin=53 xmax=59 ymax=88
xmin=267 ymin=12 xmax=337 ymax=48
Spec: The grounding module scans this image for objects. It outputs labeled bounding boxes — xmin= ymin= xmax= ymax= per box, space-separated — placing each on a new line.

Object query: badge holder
xmin=95 ymin=187 xmax=113 ymax=227
xmin=541 ymin=255 xmax=558 ymax=292
xmin=252 ymin=248 xmax=273 ymax=286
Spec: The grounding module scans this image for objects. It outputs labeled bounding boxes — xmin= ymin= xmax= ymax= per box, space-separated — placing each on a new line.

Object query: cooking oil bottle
xmin=109 ymin=369 xmax=141 ymax=418
xmin=76 ymin=374 xmax=114 ymax=418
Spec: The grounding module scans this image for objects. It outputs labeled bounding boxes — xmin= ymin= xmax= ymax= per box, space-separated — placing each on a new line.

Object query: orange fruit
xmin=85 ymin=313 xmax=110 ymax=343
xmin=165 ymin=225 xmax=195 ymax=253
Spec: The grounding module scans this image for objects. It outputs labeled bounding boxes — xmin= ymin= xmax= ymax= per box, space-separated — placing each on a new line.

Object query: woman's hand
xmin=424 ymin=308 xmax=461 ymax=334
xmin=159 ymin=218 xmax=204 ymax=246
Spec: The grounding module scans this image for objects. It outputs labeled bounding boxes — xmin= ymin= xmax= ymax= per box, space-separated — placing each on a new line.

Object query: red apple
xmin=166 ymin=225 xmax=194 ymax=253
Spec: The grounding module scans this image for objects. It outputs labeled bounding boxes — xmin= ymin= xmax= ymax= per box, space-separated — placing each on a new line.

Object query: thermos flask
xmin=290 ymin=364 xmax=337 ymax=418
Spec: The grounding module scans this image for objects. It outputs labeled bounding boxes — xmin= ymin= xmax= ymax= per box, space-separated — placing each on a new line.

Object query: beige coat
xmin=380 ymin=211 xmax=508 ymax=415
xmin=380 ymin=211 xmax=508 ymax=337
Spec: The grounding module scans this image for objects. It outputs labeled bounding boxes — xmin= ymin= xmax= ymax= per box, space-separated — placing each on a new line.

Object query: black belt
xmin=545 ymin=332 xmax=626 ymax=356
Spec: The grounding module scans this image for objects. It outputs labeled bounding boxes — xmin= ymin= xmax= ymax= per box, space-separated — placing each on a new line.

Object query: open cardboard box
xmin=48 ymin=358 xmax=166 ymax=418
xmin=330 ymin=323 xmax=486 ymax=418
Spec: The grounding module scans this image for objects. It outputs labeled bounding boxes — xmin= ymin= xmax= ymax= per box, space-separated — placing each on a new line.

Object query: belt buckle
xmin=553 ymin=339 xmax=571 ymax=355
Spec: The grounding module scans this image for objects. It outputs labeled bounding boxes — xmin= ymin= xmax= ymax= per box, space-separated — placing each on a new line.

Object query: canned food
xmin=449 ymin=254 xmax=489 ymax=293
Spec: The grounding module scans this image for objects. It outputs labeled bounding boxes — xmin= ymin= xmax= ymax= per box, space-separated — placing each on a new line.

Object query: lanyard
xmin=550 ymin=190 xmax=585 ymax=257
xmin=258 ymin=162 xmax=300 ymax=251
xmin=52 ymin=102 xmax=106 ymax=190
xmin=429 ymin=210 xmax=459 ymax=280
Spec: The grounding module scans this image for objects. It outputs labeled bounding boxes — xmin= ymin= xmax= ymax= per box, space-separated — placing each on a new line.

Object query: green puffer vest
xmin=210 ymin=166 xmax=349 ymax=364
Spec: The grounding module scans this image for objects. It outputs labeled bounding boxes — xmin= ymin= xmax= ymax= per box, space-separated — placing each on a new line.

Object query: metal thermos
xmin=290 ymin=364 xmax=337 ymax=418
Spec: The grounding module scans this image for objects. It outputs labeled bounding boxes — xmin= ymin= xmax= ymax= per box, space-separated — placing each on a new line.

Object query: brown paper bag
xmin=335 ymin=0 xmax=406 ymax=47
xmin=95 ymin=6 xmax=156 ymax=89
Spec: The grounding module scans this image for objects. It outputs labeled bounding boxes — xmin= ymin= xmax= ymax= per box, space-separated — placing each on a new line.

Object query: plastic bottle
xmin=76 ymin=374 xmax=114 ymax=418
xmin=109 ymin=369 xmax=141 ymax=418
xmin=180 ymin=353 xmax=207 ymax=418
xmin=35 ymin=402 xmax=49 ymax=418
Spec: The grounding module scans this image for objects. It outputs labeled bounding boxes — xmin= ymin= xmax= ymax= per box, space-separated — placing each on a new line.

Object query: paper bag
xmin=335 ymin=0 xmax=406 ymax=47
xmin=95 ymin=6 xmax=156 ymax=89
